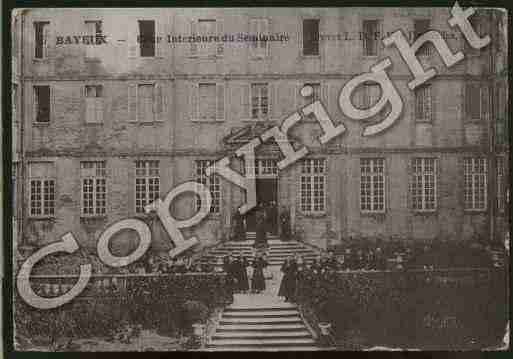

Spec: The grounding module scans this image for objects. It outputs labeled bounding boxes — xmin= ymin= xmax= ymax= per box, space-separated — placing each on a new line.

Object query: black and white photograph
xmin=8 ymin=4 xmax=510 ymax=352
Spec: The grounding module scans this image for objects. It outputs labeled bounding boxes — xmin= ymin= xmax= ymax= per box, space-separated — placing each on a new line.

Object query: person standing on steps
xmin=279 ymin=206 xmax=291 ymax=241
xmin=233 ymin=252 xmax=249 ymax=293
xmin=231 ymin=209 xmax=245 ymax=242
xmin=278 ymin=256 xmax=298 ymax=302
xmin=251 ymin=251 xmax=268 ymax=294
xmin=254 ymin=204 xmax=268 ymax=249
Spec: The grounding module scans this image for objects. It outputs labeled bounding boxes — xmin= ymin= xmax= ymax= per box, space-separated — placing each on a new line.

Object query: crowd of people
xmin=222 ymin=252 xmax=269 ymax=294
xmin=231 ymin=203 xmax=292 ymax=244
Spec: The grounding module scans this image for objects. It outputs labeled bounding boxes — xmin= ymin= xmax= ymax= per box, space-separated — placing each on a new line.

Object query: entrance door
xmin=245 ymin=178 xmax=278 ymax=234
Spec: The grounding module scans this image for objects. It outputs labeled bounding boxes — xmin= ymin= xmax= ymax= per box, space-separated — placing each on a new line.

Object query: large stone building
xmin=12 ymin=8 xmax=509 ymax=256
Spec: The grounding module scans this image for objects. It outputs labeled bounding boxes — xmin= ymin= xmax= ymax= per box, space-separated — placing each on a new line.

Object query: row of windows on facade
xmin=26 ymin=157 xmax=507 ymax=218
xmin=32 ymin=16 xmax=487 ymax=59
xmin=31 ymin=81 xmax=499 ymax=124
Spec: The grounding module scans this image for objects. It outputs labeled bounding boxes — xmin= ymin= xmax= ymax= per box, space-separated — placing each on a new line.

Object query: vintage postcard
xmin=9 ymin=5 xmax=509 ymax=352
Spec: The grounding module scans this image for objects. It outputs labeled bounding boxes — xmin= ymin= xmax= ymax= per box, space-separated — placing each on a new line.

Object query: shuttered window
xmin=250 ymin=18 xmax=270 ymax=57
xmin=139 ymin=20 xmax=155 ymax=57
xmin=415 ymin=84 xmax=432 ymax=122
xmin=303 ymin=19 xmax=319 ymax=56
xmin=34 ymin=85 xmax=50 ymax=123
xmin=85 ymin=85 xmax=103 ymax=124
xmin=363 ymin=20 xmax=379 ymax=56
xmin=34 ymin=21 xmax=49 ymax=59
xmin=414 ymin=19 xmax=431 ymax=56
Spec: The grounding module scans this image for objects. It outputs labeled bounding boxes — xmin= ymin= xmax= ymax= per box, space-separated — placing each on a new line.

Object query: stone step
xmin=212 ymin=331 xmax=312 ymax=339
xmin=227 ymin=303 xmax=297 ymax=310
xmin=209 ymin=338 xmax=316 ymax=347
xmin=219 ymin=317 xmax=303 ymax=325
xmin=204 ymin=346 xmax=323 ymax=351
xmin=215 ymin=323 xmax=306 ymax=332
xmin=222 ymin=310 xmax=299 ymax=318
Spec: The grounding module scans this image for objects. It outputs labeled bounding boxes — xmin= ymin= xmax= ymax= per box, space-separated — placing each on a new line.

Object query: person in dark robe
xmin=266 ymin=201 xmax=278 ymax=236
xmin=254 ymin=206 xmax=268 ymax=249
xmin=310 ymin=255 xmax=323 ymax=275
xmin=278 ymin=256 xmax=298 ymax=302
xmin=233 ymin=252 xmax=249 ymax=293
xmin=231 ymin=209 xmax=245 ymax=241
xmin=223 ymin=254 xmax=235 ymax=292
xmin=325 ymin=250 xmax=338 ymax=271
xmin=279 ymin=206 xmax=291 ymax=241
xmin=251 ymin=252 xmax=268 ymax=293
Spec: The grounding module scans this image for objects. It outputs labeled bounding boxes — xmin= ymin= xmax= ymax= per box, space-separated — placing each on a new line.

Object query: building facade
xmin=12 ymin=7 xmax=509 ymax=255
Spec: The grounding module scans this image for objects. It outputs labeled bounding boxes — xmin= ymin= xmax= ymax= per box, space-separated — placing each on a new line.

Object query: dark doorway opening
xmin=245 ymin=178 xmax=278 ymax=235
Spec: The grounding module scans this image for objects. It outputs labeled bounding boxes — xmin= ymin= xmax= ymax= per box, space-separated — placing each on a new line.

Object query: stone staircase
xmin=201 ymin=233 xmax=321 ymax=266
xmin=208 ymin=294 xmax=321 ymax=351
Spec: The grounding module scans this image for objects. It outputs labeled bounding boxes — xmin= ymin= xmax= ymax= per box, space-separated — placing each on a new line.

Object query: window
xmin=415 ymin=84 xmax=432 ymax=122
xmin=34 ymin=85 xmax=50 ymax=123
xmin=361 ymin=83 xmax=381 ymax=109
xmin=465 ymin=13 xmax=485 ymax=54
xmin=497 ymin=157 xmax=505 ymax=212
xmin=255 ymin=159 xmax=278 ymax=177
xmin=199 ymin=83 xmax=217 ymax=119
xmin=300 ymin=159 xmax=326 ymax=213
xmin=195 ymin=160 xmax=221 ymax=213
xmin=139 ymin=20 xmax=155 ymax=57
xmin=363 ymin=20 xmax=379 ymax=56
xmin=137 ymin=84 xmax=156 ymax=122
xmin=303 ymin=19 xmax=319 ymax=56
xmin=29 ymin=163 xmax=55 ymax=217
xmin=12 ymin=84 xmax=18 ymax=122
xmin=411 ymin=158 xmax=437 ymax=211
xmin=250 ymin=18 xmax=270 ymax=57
xmin=34 ymin=21 xmax=49 ymax=59
xmin=496 ymin=83 xmax=507 ymax=145
xmin=13 ymin=163 xmax=18 ymax=220
xmin=85 ymin=85 xmax=103 ymax=124
xmin=414 ymin=19 xmax=431 ymax=56
xmin=135 ymin=160 xmax=160 ymax=214
xmin=302 ymin=83 xmax=321 ymax=104
xmin=466 ymin=83 xmax=488 ymax=121
xmin=85 ymin=20 xmax=102 ymax=58
xmin=464 ymin=157 xmax=487 ymax=210
xmin=360 ymin=158 xmax=385 ymax=213
xmin=81 ymin=161 xmax=106 ymax=216
xmin=251 ymin=83 xmax=269 ymax=119
xmin=194 ymin=19 xmax=223 ymax=57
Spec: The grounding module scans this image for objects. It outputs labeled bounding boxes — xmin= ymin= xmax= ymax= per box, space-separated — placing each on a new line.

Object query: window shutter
xmin=321 ymin=82 xmax=329 ymax=107
xmin=190 ymin=83 xmax=198 ymax=121
xmin=153 ymin=82 xmax=164 ymax=121
xmin=269 ymin=82 xmax=276 ymax=119
xmin=216 ymin=21 xmax=224 ymax=56
xmin=242 ymin=83 xmax=250 ymax=119
xmin=264 ymin=18 xmax=271 ymax=57
xmin=95 ymin=98 xmax=104 ymax=124
xmin=190 ymin=20 xmax=198 ymax=56
xmin=156 ymin=20 xmax=164 ymax=58
xmin=216 ymin=83 xmax=225 ymax=121
xmin=481 ymin=85 xmax=489 ymax=122
xmin=128 ymin=84 xmax=137 ymax=122
xmin=85 ymin=97 xmax=95 ymax=123
xmin=464 ymin=83 xmax=471 ymax=120
xmin=128 ymin=22 xmax=138 ymax=58
xmin=425 ymin=85 xmax=432 ymax=121
xmin=43 ymin=24 xmax=51 ymax=58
